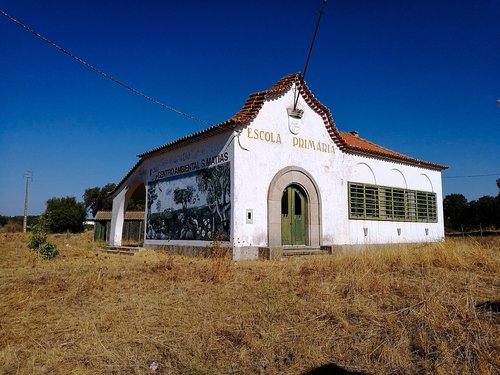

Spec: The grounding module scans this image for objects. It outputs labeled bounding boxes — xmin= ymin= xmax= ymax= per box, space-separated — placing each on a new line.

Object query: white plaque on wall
xmin=287 ymin=107 xmax=304 ymax=135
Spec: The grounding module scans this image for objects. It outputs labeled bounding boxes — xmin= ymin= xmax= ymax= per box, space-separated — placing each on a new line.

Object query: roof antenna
xmin=293 ymin=0 xmax=327 ymax=111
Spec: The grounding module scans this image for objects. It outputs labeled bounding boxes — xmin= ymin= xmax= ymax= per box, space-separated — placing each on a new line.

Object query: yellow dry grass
xmin=0 ymin=232 xmax=499 ymax=374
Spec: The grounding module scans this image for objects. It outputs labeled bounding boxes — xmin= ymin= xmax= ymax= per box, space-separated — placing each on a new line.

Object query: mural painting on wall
xmin=146 ymin=162 xmax=230 ymax=241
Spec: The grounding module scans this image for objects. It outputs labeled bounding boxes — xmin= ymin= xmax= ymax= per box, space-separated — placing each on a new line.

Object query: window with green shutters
xmin=348 ymin=182 xmax=437 ymax=223
xmin=349 ymin=183 xmax=365 ymax=219
xmin=393 ymin=188 xmax=406 ymax=220
xmin=365 ymin=185 xmax=379 ymax=218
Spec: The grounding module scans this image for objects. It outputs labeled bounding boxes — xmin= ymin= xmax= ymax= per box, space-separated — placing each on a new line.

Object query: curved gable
xmin=216 ymin=73 xmax=448 ymax=170
xmin=115 ymin=73 xmax=446 ymax=194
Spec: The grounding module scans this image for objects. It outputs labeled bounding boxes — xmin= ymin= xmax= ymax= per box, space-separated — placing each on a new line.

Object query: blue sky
xmin=1 ymin=0 xmax=499 ymax=217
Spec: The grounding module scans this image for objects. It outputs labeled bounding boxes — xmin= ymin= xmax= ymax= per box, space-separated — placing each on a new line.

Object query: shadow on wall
xmin=303 ymin=363 xmax=369 ymax=375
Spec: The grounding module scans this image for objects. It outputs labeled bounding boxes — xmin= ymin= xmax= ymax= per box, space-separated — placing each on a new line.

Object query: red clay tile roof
xmin=338 ymin=131 xmax=446 ymax=170
xmin=136 ymin=73 xmax=300 ymax=159
xmin=114 ymin=73 xmax=446 ymax=193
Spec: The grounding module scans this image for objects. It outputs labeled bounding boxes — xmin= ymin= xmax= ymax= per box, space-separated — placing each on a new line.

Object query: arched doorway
xmin=267 ymin=166 xmax=321 ymax=248
xmin=281 ymin=184 xmax=307 ymax=246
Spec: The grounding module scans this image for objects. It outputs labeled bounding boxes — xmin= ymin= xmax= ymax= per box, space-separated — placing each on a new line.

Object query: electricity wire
xmin=0 ymin=9 xmax=213 ymax=126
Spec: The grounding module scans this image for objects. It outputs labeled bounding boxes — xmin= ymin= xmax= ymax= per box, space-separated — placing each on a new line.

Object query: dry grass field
xmin=1 ymin=232 xmax=499 ymax=374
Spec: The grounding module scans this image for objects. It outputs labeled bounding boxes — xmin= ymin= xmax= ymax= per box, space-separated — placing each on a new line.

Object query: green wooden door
xmin=281 ymin=185 xmax=307 ymax=246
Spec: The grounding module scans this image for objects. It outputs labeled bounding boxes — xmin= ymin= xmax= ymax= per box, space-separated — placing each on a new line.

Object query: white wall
xmin=233 ymin=85 xmax=444 ymax=251
xmin=338 ymin=155 xmax=444 ymax=245
xmin=111 ymin=83 xmax=445 ymax=255
xmin=111 ymin=131 xmax=234 ymax=247
xmin=233 ymin=87 xmax=339 ymax=248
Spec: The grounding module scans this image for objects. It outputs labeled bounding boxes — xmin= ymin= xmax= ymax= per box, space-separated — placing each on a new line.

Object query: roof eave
xmin=346 ymin=147 xmax=448 ymax=171
xmin=112 ymin=72 xmax=447 ymax=196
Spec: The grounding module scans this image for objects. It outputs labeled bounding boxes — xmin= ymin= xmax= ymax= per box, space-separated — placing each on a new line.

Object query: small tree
xmin=477 ymin=196 xmax=497 ymax=228
xmin=443 ymin=194 xmax=468 ymax=231
xmin=44 ymin=196 xmax=86 ymax=233
xmin=28 ymin=220 xmax=58 ymax=259
xmin=83 ymin=183 xmax=116 ymax=217
xmin=0 ymin=215 xmax=8 ymax=227
xmin=28 ymin=224 xmax=47 ymax=250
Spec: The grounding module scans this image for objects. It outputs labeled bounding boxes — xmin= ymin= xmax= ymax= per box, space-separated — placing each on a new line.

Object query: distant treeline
xmin=2 ymin=181 xmax=499 ymax=235
xmin=0 ymin=215 xmax=39 ymax=231
xmin=444 ymin=194 xmax=500 ymax=232
xmin=0 ymin=182 xmax=145 ymax=234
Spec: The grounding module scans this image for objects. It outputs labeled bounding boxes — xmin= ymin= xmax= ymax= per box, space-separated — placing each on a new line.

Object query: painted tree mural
xmin=146 ymin=184 xmax=159 ymax=235
xmin=146 ymin=162 xmax=230 ymax=241
xmin=196 ymin=164 xmax=230 ymax=228
xmin=147 ymin=184 xmax=158 ymax=212
xmin=173 ymin=186 xmax=194 ymax=212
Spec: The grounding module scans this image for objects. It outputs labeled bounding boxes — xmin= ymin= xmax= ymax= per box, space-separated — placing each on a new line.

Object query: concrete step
xmin=283 ymin=248 xmax=330 ymax=257
xmin=106 ymin=246 xmax=144 ymax=256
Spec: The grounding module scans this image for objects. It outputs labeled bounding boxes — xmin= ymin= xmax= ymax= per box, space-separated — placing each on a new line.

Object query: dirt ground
xmin=1 ymin=232 xmax=499 ymax=374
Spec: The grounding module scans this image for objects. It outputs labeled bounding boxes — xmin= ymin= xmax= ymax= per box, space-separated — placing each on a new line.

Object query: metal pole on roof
xmin=294 ymin=0 xmax=327 ymax=110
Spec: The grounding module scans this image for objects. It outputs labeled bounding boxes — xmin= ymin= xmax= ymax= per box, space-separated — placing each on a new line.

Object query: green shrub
xmin=28 ymin=224 xmax=58 ymax=260
xmin=38 ymin=241 xmax=59 ymax=260
xmin=28 ymin=225 xmax=47 ymax=250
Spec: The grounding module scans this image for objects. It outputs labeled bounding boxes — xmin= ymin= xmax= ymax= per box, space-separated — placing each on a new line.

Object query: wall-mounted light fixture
xmin=287 ymin=107 xmax=304 ymax=119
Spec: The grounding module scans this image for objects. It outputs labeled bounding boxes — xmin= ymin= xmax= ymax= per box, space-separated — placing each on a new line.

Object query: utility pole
xmin=23 ymin=171 xmax=33 ymax=232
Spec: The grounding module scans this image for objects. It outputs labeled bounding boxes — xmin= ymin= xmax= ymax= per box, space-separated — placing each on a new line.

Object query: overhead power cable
xmin=443 ymin=173 xmax=500 ymax=179
xmin=0 ymin=9 xmax=212 ymax=126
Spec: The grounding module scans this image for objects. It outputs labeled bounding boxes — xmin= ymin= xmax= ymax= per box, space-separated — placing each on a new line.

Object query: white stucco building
xmin=109 ymin=73 xmax=447 ymax=259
